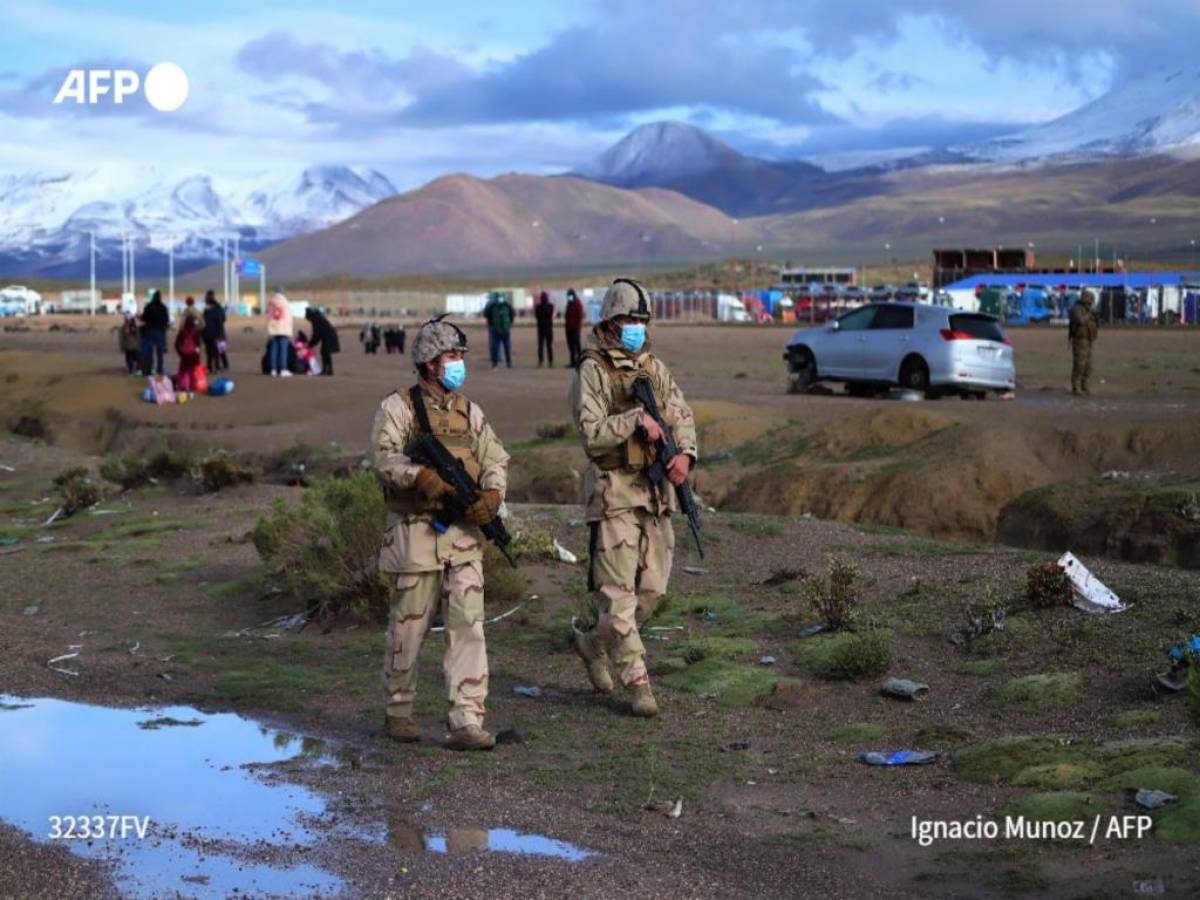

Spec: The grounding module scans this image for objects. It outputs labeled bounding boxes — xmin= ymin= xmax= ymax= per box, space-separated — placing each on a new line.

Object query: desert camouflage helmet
xmin=412 ymin=315 xmax=468 ymax=365
xmin=599 ymin=278 xmax=652 ymax=322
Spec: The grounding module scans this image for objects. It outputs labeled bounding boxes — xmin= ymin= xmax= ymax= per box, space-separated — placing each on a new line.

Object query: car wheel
xmin=788 ymin=347 xmax=816 ymax=394
xmin=898 ymin=356 xmax=930 ymax=392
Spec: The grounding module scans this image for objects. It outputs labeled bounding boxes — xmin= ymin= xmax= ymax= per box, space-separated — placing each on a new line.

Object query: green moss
xmin=868 ymin=536 xmax=984 ymax=558
xmin=670 ymin=594 xmax=783 ymax=637
xmin=992 ymin=672 xmax=1082 ymax=710
xmin=660 ymin=658 xmax=779 ymax=706
xmin=829 ymin=722 xmax=884 ymax=743
xmin=793 ymin=630 xmax=892 ymax=680
xmin=1112 ymin=708 xmax=1161 ymax=729
xmin=953 ymin=735 xmax=1076 ymax=784
xmin=1002 ymin=791 xmax=1103 ymax=823
xmin=672 ymin=636 xmax=759 ymax=664
xmin=1012 ymin=762 xmax=1103 ymax=790
xmin=1093 ymin=737 xmax=1191 ymax=774
xmin=727 ymin=514 xmax=785 ymax=538
xmin=914 ymin=723 xmax=975 ymax=746
xmin=960 ymin=658 xmax=1003 ymax=677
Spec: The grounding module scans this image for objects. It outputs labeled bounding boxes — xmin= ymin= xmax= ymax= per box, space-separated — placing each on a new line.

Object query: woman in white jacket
xmin=267 ymin=291 xmax=294 ymax=377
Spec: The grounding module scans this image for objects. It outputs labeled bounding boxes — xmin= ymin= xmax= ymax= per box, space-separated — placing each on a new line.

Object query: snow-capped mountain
xmin=573 ymin=121 xmax=824 ymax=216
xmin=0 ymin=164 xmax=396 ymax=277
xmin=574 ymin=121 xmax=757 ymax=187
xmin=967 ymin=67 xmax=1200 ymax=161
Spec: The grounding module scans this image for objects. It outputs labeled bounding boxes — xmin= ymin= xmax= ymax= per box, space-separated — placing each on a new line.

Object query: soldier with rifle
xmin=370 ymin=317 xmax=511 ymax=750
xmin=569 ymin=279 xmax=700 ymax=718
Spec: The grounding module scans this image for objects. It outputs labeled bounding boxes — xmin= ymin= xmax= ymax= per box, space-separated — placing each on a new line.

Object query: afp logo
xmin=53 ymin=62 xmax=189 ymax=112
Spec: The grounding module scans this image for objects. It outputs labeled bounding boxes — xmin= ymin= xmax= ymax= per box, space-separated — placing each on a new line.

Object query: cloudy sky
xmin=0 ymin=0 xmax=1193 ymax=187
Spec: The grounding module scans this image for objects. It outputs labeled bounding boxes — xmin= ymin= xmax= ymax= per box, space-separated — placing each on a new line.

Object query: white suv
xmin=784 ymin=302 xmax=1015 ymax=398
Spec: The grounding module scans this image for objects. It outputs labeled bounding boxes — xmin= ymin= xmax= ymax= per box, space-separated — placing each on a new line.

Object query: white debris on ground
xmin=1058 ymin=552 xmax=1128 ymax=614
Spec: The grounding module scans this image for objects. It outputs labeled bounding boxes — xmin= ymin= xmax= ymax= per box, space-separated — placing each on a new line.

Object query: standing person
xmin=483 ymin=292 xmax=513 ymax=369
xmin=267 ymin=290 xmax=294 ymax=378
xmin=304 ymin=306 xmax=341 ymax=376
xmin=397 ymin=324 xmax=407 ymax=354
xmin=569 ymin=279 xmax=698 ymax=718
xmin=118 ymin=313 xmax=141 ymax=374
xmin=1068 ymin=289 xmax=1100 ymax=395
xmin=370 ymin=318 xmax=510 ymax=750
xmin=564 ymin=288 xmax=585 ymax=368
xmin=202 ymin=290 xmax=226 ymax=373
xmin=174 ymin=314 xmax=204 ymax=391
xmin=183 ymin=295 xmax=202 ymax=325
xmin=139 ymin=289 xmax=169 ymax=376
xmin=534 ymin=291 xmax=555 ymax=368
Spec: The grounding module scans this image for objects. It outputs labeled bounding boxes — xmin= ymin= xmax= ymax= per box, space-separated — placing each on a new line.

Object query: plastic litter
xmin=682 ymin=565 xmax=708 ymax=576
xmin=880 ymin=678 xmax=929 ymax=701
xmin=207 ymin=377 xmax=235 ymax=396
xmin=860 ymin=750 xmax=939 ymax=766
xmin=553 ymin=540 xmax=578 ymax=564
xmin=0 ymin=537 xmax=18 ymax=546
xmin=512 ymin=685 xmax=543 ymax=698
xmin=667 ymin=799 xmax=683 ymax=819
xmin=1134 ymin=789 xmax=1177 ymax=810
xmin=1058 ymin=552 xmax=1127 ymax=614
xmin=759 ymin=656 xmax=776 ymax=666
xmin=799 ymin=624 xmax=826 ymax=638
xmin=22 ymin=605 xmax=39 ymax=616
xmin=1132 ymin=878 xmax=1166 ymax=896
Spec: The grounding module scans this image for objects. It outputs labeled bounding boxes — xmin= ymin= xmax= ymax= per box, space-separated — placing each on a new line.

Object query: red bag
xmin=193 ymin=364 xmax=209 ymax=394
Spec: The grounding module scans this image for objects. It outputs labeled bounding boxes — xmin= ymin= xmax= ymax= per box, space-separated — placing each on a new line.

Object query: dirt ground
xmin=2 ymin=317 xmax=1199 ymax=897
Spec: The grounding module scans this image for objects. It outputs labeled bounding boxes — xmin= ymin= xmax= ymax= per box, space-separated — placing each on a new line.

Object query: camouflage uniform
xmin=370 ymin=322 xmax=509 ymax=737
xmin=1068 ymin=292 xmax=1099 ymax=394
xmin=569 ymin=281 xmax=697 ymax=708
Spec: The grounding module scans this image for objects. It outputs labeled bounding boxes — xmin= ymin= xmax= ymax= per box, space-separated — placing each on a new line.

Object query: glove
xmin=465 ymin=489 xmax=502 ymax=526
xmin=414 ymin=467 xmax=453 ymax=503
xmin=640 ymin=411 xmax=664 ymax=443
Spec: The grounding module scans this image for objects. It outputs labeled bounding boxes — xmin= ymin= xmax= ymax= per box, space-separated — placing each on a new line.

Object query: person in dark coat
xmin=564 ymin=288 xmax=585 ymax=368
xmin=201 ymin=290 xmax=227 ymax=372
xmin=304 ymin=306 xmax=341 ymax=376
xmin=397 ymin=324 xmax=407 ymax=354
xmin=534 ymin=291 xmax=555 ymax=367
xmin=139 ymin=290 xmax=170 ymax=376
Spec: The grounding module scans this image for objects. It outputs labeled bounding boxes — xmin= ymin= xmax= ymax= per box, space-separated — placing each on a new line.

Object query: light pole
xmin=168 ymin=236 xmax=175 ymax=310
xmin=89 ymin=232 xmax=96 ymax=316
xmin=1149 ymin=218 xmax=1157 ymax=269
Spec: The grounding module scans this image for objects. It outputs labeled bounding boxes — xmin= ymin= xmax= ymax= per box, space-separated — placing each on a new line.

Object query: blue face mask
xmin=620 ymin=323 xmax=647 ymax=353
xmin=439 ymin=359 xmax=466 ymax=390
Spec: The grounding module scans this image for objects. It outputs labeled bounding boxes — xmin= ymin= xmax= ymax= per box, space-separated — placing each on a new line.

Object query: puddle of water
xmin=0 ymin=695 xmax=342 ymax=899
xmin=390 ymin=824 xmax=594 ymax=862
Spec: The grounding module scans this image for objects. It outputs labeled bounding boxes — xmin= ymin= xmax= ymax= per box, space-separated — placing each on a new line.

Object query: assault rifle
xmin=407 ymin=386 xmax=516 ymax=568
xmin=630 ymin=375 xmax=703 ymax=558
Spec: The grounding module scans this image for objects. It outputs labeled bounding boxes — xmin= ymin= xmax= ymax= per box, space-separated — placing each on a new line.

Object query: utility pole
xmin=221 ymin=238 xmax=229 ymax=305
xmin=121 ymin=234 xmax=128 ymax=297
xmin=129 ymin=234 xmax=135 ymax=299
xmin=233 ymin=235 xmax=240 ymax=308
xmin=89 ymin=232 xmax=96 ymax=316
xmin=168 ymin=236 xmax=175 ymax=309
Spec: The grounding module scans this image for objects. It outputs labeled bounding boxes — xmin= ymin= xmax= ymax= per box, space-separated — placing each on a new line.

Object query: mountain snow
xmin=573 ymin=121 xmax=750 ymax=186
xmin=967 ymin=67 xmax=1200 ymax=161
xmin=0 ymin=164 xmax=396 ymax=275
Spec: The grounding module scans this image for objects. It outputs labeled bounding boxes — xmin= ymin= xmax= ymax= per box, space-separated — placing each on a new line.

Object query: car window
xmin=870 ymin=305 xmax=914 ymax=330
xmin=948 ymin=314 xmax=1006 ymax=341
xmin=835 ymin=306 xmax=877 ymax=331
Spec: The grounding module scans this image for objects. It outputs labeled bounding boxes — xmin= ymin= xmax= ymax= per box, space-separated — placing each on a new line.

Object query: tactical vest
xmin=580 ymin=348 xmax=661 ymax=472
xmin=385 ymin=389 xmax=482 ymax=514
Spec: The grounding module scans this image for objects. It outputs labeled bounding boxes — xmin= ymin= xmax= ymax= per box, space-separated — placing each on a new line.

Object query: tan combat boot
xmin=385 ymin=715 xmax=421 ymax=743
xmin=446 ymin=724 xmax=496 ymax=752
xmin=572 ymin=625 xmax=614 ymax=694
xmin=630 ymin=682 xmax=659 ymax=718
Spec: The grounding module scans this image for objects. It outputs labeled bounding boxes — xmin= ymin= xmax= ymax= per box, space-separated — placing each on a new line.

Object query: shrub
xmin=535 ymin=420 xmax=572 ymax=441
xmin=796 ymin=630 xmax=891 ymax=680
xmin=1026 ymin=561 xmax=1071 ymax=609
xmin=483 ymin=543 xmax=526 ymax=610
xmin=100 ymin=445 xmax=197 ymax=489
xmin=253 ymin=472 xmax=388 ymax=621
xmin=799 ymin=555 xmax=861 ymax=629
xmin=1189 ymin=666 xmax=1200 ymax=726
xmin=509 ymin=523 xmax=556 ymax=561
xmin=190 ymin=449 xmax=258 ymax=494
xmin=53 ymin=466 xmax=106 ymax=516
xmin=993 ymin=672 xmax=1082 ymax=710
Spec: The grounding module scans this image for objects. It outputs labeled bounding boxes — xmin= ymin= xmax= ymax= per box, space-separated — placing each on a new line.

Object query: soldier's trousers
xmin=1071 ymin=340 xmax=1093 ymax=391
xmin=590 ymin=508 xmax=675 ymax=687
xmin=383 ymin=561 xmax=488 ymax=730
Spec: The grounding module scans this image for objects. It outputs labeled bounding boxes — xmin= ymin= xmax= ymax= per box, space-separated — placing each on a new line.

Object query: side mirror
xmin=826 ymin=320 xmax=840 ymax=332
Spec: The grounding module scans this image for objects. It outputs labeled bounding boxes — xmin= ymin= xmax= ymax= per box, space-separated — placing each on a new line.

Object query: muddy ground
xmin=1 ymin=319 xmax=1199 ymax=898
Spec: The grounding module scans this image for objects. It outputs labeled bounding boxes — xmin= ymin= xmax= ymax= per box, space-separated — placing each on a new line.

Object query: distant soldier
xmin=1068 ymin=290 xmax=1100 ymax=395
xmin=569 ymin=279 xmax=697 ymax=717
xmin=370 ymin=318 xmax=510 ymax=751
